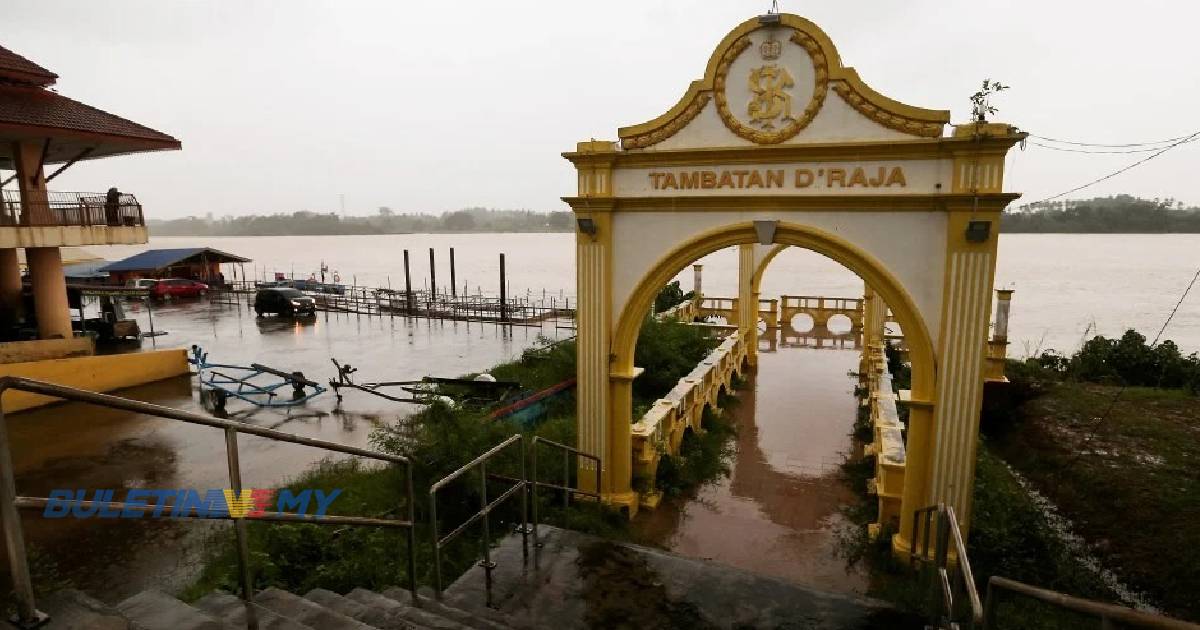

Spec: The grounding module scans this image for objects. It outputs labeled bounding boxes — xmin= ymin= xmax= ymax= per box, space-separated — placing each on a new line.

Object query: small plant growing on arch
xmin=970 ymin=79 xmax=1009 ymax=122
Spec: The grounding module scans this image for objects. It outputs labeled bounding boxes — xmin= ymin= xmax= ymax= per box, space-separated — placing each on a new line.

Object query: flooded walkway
xmin=3 ymin=298 xmax=566 ymax=602
xmin=632 ymin=325 xmax=868 ymax=596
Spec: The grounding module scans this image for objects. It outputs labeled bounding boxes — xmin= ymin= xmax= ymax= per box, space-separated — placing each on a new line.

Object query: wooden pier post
xmin=428 ymin=248 xmax=437 ymax=309
xmin=403 ymin=249 xmax=414 ymax=314
xmin=449 ymin=247 xmax=457 ymax=298
xmin=499 ymin=253 xmax=508 ymax=322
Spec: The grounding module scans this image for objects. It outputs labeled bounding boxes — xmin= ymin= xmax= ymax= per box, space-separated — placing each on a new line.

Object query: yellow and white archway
xmin=563 ymin=13 xmax=1023 ymax=552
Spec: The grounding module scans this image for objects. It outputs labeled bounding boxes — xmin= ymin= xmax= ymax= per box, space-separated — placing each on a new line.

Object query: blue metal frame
xmin=188 ymin=346 xmax=326 ymax=408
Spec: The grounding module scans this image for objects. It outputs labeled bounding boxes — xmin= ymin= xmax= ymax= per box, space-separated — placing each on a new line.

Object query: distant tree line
xmin=148 ymin=207 xmax=574 ymax=236
xmin=151 ymin=194 xmax=1200 ymax=236
xmin=1002 ymin=195 xmax=1200 ymax=233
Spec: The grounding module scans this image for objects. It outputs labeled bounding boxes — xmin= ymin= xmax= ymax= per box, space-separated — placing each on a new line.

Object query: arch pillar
xmin=920 ymin=207 xmax=1001 ymax=539
xmin=575 ymin=206 xmax=640 ymax=511
xmin=738 ymin=244 xmax=757 ymax=367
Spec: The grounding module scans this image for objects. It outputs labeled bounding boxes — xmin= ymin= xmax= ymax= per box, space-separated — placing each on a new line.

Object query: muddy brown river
xmin=632 ymin=325 xmax=868 ymax=596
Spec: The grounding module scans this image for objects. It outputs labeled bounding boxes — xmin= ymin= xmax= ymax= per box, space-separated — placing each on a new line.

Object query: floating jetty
xmin=212 ymin=248 xmax=577 ymax=327
xmin=215 ymin=284 xmax=574 ymax=326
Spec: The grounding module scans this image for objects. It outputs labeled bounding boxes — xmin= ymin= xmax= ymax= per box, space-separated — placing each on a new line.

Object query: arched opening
xmin=826 ymin=314 xmax=853 ymax=334
xmin=613 ymin=222 xmax=934 ymax=397
xmin=790 ymin=312 xmax=815 ymax=332
xmin=610 ymin=221 xmax=938 ymax=553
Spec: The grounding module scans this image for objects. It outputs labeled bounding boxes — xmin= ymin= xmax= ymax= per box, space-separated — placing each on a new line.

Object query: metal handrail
xmin=0 ymin=376 xmax=418 ymax=629
xmin=983 ymin=577 xmax=1200 ymax=629
xmin=429 ymin=434 xmax=528 ymax=603
xmin=913 ymin=505 xmax=1200 ymax=629
xmin=530 ymin=436 xmax=601 ymax=547
xmin=0 ymin=189 xmax=144 ymax=227
xmin=911 ymin=503 xmax=983 ymax=629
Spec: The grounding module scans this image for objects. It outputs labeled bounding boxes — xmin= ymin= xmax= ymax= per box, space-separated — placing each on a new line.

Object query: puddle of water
xmin=3 ymin=299 xmax=567 ymax=602
xmin=632 ymin=325 xmax=869 ymax=596
xmin=576 ymin=541 xmax=718 ymax=630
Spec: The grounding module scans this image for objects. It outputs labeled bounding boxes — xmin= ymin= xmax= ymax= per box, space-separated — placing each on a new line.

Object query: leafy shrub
xmin=1070 ymin=330 xmax=1200 ymax=392
xmin=653 ymin=280 xmax=694 ymax=314
xmin=653 ymin=402 xmax=737 ymax=497
xmin=632 ymin=316 xmax=719 ymax=405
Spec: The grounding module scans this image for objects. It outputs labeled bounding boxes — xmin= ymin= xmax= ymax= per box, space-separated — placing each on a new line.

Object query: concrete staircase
xmin=39 ymin=585 xmax=512 ymax=630
xmin=36 ymin=526 xmax=918 ymax=629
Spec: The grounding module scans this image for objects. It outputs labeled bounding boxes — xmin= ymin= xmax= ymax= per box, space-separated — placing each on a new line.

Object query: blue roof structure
xmin=100 ymin=247 xmax=251 ymax=272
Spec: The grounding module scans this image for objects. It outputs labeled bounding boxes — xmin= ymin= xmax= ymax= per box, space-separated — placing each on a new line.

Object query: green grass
xmin=987 ymin=381 xmax=1200 ymax=621
xmin=838 ymin=440 xmax=1117 ymax=629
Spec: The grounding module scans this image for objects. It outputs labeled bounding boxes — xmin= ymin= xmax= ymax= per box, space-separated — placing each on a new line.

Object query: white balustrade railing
xmin=630 ymin=329 xmax=748 ymax=502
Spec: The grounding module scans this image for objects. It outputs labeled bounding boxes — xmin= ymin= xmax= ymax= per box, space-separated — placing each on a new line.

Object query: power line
xmin=1028 ymin=140 xmax=1196 ymax=155
xmin=1025 ymin=131 xmax=1200 ymax=205
xmin=1149 ymin=265 xmax=1200 ymax=348
xmin=1074 ymin=263 xmax=1200 ymax=451
xmin=1028 ymin=132 xmax=1196 ymax=148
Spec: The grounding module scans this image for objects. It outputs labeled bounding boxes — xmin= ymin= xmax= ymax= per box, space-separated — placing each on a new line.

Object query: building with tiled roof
xmin=0 ymin=42 xmax=181 ymax=344
xmin=0 ymin=45 xmax=57 ymax=86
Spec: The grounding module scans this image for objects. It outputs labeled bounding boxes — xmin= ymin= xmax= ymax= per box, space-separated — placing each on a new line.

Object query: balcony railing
xmin=0 ymin=190 xmax=145 ymax=228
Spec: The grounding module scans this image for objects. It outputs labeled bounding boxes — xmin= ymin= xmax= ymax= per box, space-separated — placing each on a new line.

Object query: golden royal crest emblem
xmin=746 ymin=65 xmax=795 ymax=130
xmin=713 ymin=30 xmax=830 ymax=144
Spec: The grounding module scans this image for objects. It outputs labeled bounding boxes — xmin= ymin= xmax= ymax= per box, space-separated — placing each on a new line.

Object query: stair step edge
xmin=254 ymin=587 xmax=375 ymax=630
xmin=116 ymin=589 xmax=223 ymax=630
xmin=378 ymin=587 xmax=508 ymax=630
xmin=193 ymin=591 xmax=314 ymax=630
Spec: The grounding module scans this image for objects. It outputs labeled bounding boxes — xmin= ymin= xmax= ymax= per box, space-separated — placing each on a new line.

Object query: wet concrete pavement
xmin=445 ymin=526 xmax=920 ymax=629
xmin=4 ymin=296 xmax=569 ymax=602
xmin=632 ymin=325 xmax=868 ymax=596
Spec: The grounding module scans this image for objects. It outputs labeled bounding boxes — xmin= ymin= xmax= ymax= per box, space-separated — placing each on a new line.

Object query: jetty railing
xmin=868 ymin=365 xmax=907 ymax=524
xmin=428 ymin=434 xmax=528 ymax=604
xmin=630 ymin=328 xmax=748 ymax=505
xmin=0 ymin=376 xmax=418 ymax=629
xmin=779 ymin=294 xmax=864 ymax=330
xmin=657 ymin=298 xmax=699 ymax=321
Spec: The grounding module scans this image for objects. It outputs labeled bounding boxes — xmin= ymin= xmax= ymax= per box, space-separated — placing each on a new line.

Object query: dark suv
xmin=254 ymin=287 xmax=316 ymax=317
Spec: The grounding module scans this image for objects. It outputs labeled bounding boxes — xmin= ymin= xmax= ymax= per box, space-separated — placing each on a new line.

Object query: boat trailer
xmin=329 ymin=358 xmax=518 ymax=405
xmin=189 ymin=345 xmax=327 ymax=411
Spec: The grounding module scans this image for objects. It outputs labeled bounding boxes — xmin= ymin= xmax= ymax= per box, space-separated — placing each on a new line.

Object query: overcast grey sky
xmin=5 ymin=0 xmax=1199 ymax=218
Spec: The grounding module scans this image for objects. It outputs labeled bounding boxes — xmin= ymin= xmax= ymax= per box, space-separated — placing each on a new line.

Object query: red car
xmin=150 ymin=278 xmax=209 ymax=299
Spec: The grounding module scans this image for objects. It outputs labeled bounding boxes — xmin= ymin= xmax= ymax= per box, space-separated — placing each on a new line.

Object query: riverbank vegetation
xmin=982 ymin=329 xmax=1200 ymax=621
xmin=1003 ymin=194 xmax=1200 ymax=233
xmin=183 ymin=307 xmax=730 ymax=600
xmin=149 ymin=207 xmax=573 ymax=236
xmin=844 ymin=328 xmax=1199 ymax=625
